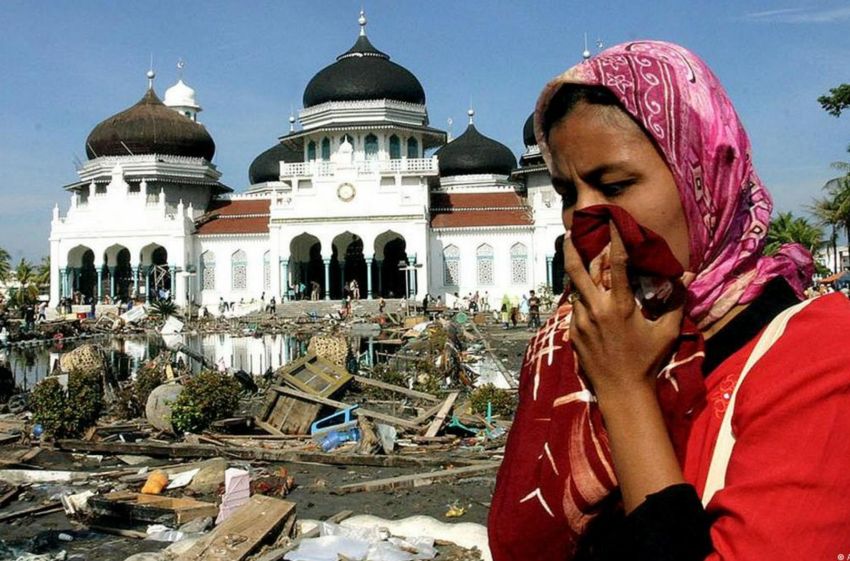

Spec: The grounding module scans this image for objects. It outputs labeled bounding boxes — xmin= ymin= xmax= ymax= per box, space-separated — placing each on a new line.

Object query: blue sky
xmin=1 ymin=0 xmax=849 ymax=260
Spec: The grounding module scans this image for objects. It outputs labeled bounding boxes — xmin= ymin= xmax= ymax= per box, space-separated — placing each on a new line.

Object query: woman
xmin=489 ymin=41 xmax=850 ymax=560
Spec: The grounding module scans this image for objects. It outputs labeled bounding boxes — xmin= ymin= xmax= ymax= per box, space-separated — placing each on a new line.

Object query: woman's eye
xmin=600 ymin=180 xmax=634 ymax=197
xmin=561 ymin=190 xmax=577 ymax=210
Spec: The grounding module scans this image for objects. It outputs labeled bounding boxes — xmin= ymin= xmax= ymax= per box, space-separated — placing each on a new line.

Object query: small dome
xmin=249 ymin=142 xmax=302 ymax=184
xmin=523 ymin=113 xmax=537 ymax=147
xmin=86 ymin=88 xmax=215 ymax=160
xmin=436 ymin=124 xmax=517 ymax=177
xmin=164 ymin=79 xmax=200 ymax=110
xmin=302 ymin=33 xmax=425 ymax=108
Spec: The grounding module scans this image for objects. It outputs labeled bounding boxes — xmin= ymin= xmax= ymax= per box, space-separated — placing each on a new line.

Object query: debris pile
xmin=0 ymin=306 xmax=533 ymax=561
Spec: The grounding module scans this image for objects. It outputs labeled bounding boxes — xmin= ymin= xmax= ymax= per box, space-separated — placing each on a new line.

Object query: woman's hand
xmin=565 ymin=221 xmax=687 ymax=512
xmin=565 ymin=221 xmax=683 ymax=404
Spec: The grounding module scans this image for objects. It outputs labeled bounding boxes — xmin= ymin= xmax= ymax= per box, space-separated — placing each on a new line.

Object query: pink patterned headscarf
xmin=535 ymin=40 xmax=813 ymax=328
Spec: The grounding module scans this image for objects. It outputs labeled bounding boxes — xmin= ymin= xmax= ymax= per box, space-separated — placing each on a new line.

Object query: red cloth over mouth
xmin=488 ymin=205 xmax=705 ymax=561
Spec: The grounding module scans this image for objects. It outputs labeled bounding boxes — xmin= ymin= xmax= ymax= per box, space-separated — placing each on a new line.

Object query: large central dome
xmin=302 ymin=14 xmax=425 ymax=108
xmin=86 ymin=87 xmax=215 ymax=161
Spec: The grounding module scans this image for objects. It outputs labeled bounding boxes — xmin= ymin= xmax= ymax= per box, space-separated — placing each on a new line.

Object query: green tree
xmin=35 ymin=256 xmax=50 ymax=288
xmin=818 ymin=84 xmax=850 ymax=117
xmin=765 ymin=211 xmax=823 ymax=257
xmin=0 ymin=247 xmax=10 ymax=283
xmin=808 ymin=195 xmax=842 ymax=273
xmin=9 ymin=258 xmax=40 ymax=308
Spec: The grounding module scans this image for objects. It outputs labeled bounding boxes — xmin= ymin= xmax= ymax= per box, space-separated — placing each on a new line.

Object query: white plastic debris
xmin=166 ymin=468 xmax=200 ymax=490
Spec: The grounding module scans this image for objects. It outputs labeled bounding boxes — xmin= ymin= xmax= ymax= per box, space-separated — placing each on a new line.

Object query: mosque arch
xmin=139 ymin=243 xmax=170 ymax=299
xmin=510 ymin=242 xmax=528 ymax=285
xmin=389 ymin=135 xmax=401 ymax=159
xmin=374 ymin=230 xmax=408 ymax=298
xmin=476 ymin=243 xmax=494 ymax=286
xmin=66 ymin=245 xmax=97 ymax=301
xmin=331 ymin=231 xmax=366 ymax=300
xmin=406 ymin=137 xmax=419 ymax=158
xmin=307 ymin=141 xmax=317 ymax=161
xmin=200 ymin=250 xmax=215 ymax=291
xmin=443 ymin=245 xmax=460 ymax=287
xmin=231 ymin=249 xmax=247 ymax=291
xmin=364 ymin=134 xmax=379 ymax=160
xmin=321 ymin=137 xmax=331 ymax=161
xmin=104 ymin=244 xmax=133 ymax=300
xmin=289 ymin=233 xmax=323 ymax=299
xmin=552 ymin=234 xmax=565 ymax=295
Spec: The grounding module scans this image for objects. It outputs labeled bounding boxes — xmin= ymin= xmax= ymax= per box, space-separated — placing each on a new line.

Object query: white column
xmin=270 ymin=226 xmax=281 ymax=298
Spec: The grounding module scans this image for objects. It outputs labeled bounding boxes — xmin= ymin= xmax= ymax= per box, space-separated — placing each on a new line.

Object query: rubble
xmin=0 ymin=302 xmax=540 ymax=561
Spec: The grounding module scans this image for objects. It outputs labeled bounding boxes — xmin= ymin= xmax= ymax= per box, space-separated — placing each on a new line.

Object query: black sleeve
xmin=574 ymin=484 xmax=713 ymax=561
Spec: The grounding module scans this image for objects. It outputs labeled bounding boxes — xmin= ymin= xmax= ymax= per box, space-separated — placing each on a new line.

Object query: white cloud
xmin=743 ymin=5 xmax=850 ymax=23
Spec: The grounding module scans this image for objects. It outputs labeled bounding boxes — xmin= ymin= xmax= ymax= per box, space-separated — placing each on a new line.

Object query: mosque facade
xmin=48 ymin=13 xmax=567 ymax=311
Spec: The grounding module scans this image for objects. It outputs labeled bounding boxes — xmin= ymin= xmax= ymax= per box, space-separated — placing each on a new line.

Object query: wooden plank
xmin=176 ymin=495 xmax=295 ymax=561
xmin=353 ymin=375 xmax=439 ymax=402
xmin=271 ymin=386 xmax=420 ymax=430
xmin=412 ymin=401 xmax=448 ymax=425
xmin=55 ymin=439 xmax=479 ymax=468
xmin=0 ymin=501 xmax=63 ymax=523
xmin=0 ymin=485 xmax=21 ymax=508
xmin=254 ymin=418 xmax=286 ymax=436
xmin=333 ymin=462 xmax=500 ymax=494
xmin=90 ymin=492 xmax=218 ymax=526
xmin=424 ymin=391 xmax=460 ymax=437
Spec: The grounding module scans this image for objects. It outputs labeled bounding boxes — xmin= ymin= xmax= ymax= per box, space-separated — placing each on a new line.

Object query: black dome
xmin=302 ymin=34 xmax=425 ymax=108
xmin=249 ymin=142 xmax=303 ymax=184
xmin=523 ymin=113 xmax=537 ymax=147
xmin=86 ymin=89 xmax=215 ymax=161
xmin=435 ymin=124 xmax=517 ymax=177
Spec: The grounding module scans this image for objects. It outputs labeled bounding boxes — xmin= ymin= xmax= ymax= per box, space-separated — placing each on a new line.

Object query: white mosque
xmin=48 ymin=12 xmax=568 ymax=311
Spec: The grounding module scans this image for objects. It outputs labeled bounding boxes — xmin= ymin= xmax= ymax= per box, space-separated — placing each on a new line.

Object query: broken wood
xmin=87 ymin=524 xmax=148 ymax=539
xmin=0 ymin=501 xmax=63 ymax=523
xmin=271 ymin=386 xmax=420 ymax=430
xmin=334 ymin=462 xmax=500 ymax=494
xmin=0 ymin=433 xmax=20 ymax=445
xmin=56 ymin=439 xmax=479 ymax=468
xmin=352 ymin=375 xmax=439 ymax=402
xmin=176 ymin=495 xmax=296 ymax=561
xmin=424 ymin=391 xmax=460 ymax=437
xmin=89 ymin=492 xmax=218 ymax=526
xmin=0 ymin=485 xmax=21 ymax=508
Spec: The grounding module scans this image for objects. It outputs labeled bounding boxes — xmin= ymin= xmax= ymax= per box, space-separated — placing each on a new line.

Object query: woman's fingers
xmin=608 ymin=221 xmax=634 ymax=310
xmin=564 ymin=234 xmax=600 ymax=307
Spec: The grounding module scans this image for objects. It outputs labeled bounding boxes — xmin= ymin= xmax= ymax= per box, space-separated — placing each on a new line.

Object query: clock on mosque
xmin=337 ymin=182 xmax=356 ymax=202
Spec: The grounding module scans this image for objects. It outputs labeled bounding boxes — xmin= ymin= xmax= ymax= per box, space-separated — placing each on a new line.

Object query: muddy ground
xmin=0 ymin=321 xmax=538 ymax=561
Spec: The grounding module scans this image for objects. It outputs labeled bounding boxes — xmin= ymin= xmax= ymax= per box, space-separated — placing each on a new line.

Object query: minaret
xmin=164 ymin=59 xmax=202 ymax=122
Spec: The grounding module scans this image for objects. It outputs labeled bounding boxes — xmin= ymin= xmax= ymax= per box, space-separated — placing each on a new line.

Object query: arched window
xmin=389 ymin=135 xmax=401 ymax=159
xmin=364 ymin=134 xmax=379 ymax=160
xmin=443 ymin=245 xmax=460 ymax=286
xmin=321 ymin=137 xmax=331 ymax=161
xmin=307 ymin=141 xmax=316 ymax=161
xmin=263 ymin=251 xmax=270 ymax=291
xmin=406 ymin=137 xmax=419 ymax=158
xmin=201 ymin=251 xmax=215 ymax=290
xmin=340 ymin=134 xmax=353 ymax=145
xmin=477 ymin=244 xmax=494 ymax=286
xmin=511 ymin=243 xmax=528 ymax=284
xmin=231 ymin=250 xmax=247 ymax=290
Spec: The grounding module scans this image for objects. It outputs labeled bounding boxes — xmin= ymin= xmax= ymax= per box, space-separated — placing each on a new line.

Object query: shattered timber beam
xmin=54 ymin=439 xmax=481 ymax=468
xmin=270 ymin=386 xmax=422 ymax=430
xmin=333 ymin=462 xmax=501 ymax=494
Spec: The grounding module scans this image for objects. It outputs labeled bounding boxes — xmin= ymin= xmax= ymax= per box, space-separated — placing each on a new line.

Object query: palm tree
xmin=10 ymin=258 xmax=40 ymax=308
xmin=35 ymin=256 xmax=50 ymax=288
xmin=808 ymin=196 xmax=841 ymax=273
xmin=0 ymin=247 xmax=10 ymax=283
xmin=765 ymin=211 xmax=823 ymax=257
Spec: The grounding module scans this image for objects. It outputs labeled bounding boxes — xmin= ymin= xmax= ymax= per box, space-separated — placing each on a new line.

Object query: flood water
xmin=4 ymin=332 xmax=314 ymax=389
xmin=4 ymin=330 xmax=512 ymax=390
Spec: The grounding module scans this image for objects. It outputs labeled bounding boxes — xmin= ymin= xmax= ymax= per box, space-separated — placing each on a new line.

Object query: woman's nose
xmin=573 ymin=184 xmax=607 ymax=211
